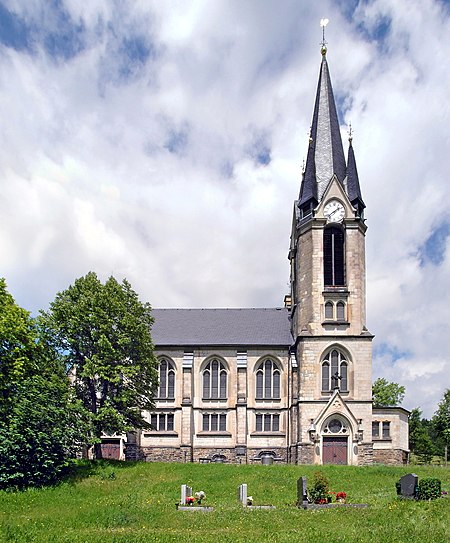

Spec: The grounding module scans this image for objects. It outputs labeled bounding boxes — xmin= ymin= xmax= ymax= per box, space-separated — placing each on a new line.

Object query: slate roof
xmin=346 ymin=141 xmax=365 ymax=209
xmin=299 ymin=52 xmax=346 ymax=208
xmin=151 ymin=308 xmax=293 ymax=347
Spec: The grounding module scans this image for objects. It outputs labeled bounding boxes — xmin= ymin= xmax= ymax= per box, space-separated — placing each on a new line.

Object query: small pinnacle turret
xmin=347 ymin=137 xmax=365 ymax=216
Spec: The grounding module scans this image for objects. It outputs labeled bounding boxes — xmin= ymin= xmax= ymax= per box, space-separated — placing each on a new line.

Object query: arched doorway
xmin=321 ymin=416 xmax=349 ymax=465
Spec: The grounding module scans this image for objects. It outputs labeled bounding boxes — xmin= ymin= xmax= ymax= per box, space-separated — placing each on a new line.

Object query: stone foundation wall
xmin=247 ymin=448 xmax=287 ymax=463
xmin=192 ymin=447 xmax=238 ymax=463
xmin=295 ymin=443 xmax=315 ymax=464
xmin=141 ymin=447 xmax=187 ymax=463
xmin=128 ymin=443 xmax=407 ymax=465
xmin=373 ymin=448 xmax=408 ymax=465
xmin=288 ymin=445 xmax=298 ymax=464
xmin=129 ymin=445 xmax=289 ymax=464
xmin=358 ymin=443 xmax=374 ymax=465
xmin=124 ymin=443 xmax=145 ymax=461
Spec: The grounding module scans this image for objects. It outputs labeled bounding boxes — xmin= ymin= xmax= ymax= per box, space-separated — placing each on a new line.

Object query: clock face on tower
xmin=324 ymin=199 xmax=345 ymax=223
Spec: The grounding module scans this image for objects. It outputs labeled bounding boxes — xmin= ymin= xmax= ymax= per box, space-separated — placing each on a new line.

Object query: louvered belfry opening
xmin=323 ymin=226 xmax=345 ymax=286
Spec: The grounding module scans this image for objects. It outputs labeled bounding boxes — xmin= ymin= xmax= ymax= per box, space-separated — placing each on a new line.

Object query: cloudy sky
xmin=0 ymin=0 xmax=449 ymax=418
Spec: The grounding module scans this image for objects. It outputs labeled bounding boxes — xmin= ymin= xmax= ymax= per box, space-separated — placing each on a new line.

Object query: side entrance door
xmin=101 ymin=440 xmax=121 ymax=459
xmin=322 ymin=436 xmax=348 ymax=465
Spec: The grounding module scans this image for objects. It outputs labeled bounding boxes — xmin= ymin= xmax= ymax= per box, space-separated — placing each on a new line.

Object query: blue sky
xmin=0 ymin=0 xmax=449 ymax=418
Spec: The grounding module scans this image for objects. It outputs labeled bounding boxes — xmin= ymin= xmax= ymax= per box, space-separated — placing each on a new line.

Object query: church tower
xmin=288 ymin=41 xmax=374 ymax=465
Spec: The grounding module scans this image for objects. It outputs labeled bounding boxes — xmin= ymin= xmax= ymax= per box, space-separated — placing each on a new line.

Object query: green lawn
xmin=0 ymin=461 xmax=449 ymax=543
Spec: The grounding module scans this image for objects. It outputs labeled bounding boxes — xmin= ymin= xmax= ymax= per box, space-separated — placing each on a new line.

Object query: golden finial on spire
xmin=320 ymin=18 xmax=329 ymax=56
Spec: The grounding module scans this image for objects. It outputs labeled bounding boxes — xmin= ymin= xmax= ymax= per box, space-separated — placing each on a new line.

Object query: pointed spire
xmin=346 ymin=134 xmax=365 ymax=215
xmin=298 ymin=42 xmax=347 ymax=211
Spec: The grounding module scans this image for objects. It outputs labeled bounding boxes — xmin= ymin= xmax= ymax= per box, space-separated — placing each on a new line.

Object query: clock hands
xmin=324 ymin=200 xmax=345 ymax=222
xmin=329 ymin=209 xmax=339 ymax=220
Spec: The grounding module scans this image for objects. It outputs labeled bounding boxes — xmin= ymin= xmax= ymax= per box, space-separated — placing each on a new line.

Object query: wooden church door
xmin=322 ymin=436 xmax=348 ymax=465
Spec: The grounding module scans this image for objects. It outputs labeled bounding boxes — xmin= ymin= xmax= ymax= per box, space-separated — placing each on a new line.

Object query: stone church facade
xmin=122 ymin=45 xmax=409 ymax=466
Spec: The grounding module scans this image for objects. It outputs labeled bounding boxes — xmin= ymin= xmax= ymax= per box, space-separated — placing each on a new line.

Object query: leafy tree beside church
xmin=40 ymin=272 xmax=158 ymax=459
xmin=408 ymin=408 xmax=436 ymax=463
xmin=0 ymin=279 xmax=85 ymax=489
xmin=431 ymin=389 xmax=450 ymax=457
xmin=372 ymin=377 xmax=405 ymax=407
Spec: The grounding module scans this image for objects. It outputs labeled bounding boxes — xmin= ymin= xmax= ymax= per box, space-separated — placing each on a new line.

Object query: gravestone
xmin=180 ymin=484 xmax=193 ymax=505
xmin=238 ymin=483 xmax=275 ymax=509
xmin=399 ymin=474 xmax=418 ymax=499
xmin=297 ymin=476 xmax=308 ymax=508
xmin=238 ymin=483 xmax=248 ymax=506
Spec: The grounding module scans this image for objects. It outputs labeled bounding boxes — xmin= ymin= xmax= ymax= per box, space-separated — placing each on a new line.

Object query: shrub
xmin=307 ymin=471 xmax=331 ymax=504
xmin=417 ymin=478 xmax=441 ymax=500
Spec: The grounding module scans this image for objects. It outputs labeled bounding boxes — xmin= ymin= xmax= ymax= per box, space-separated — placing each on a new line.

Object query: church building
xmin=123 ymin=42 xmax=409 ymax=466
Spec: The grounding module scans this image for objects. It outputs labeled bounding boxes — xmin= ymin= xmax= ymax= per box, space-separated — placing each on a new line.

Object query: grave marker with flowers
xmin=177 ymin=485 xmax=213 ymax=511
xmin=297 ymin=474 xmax=367 ymax=510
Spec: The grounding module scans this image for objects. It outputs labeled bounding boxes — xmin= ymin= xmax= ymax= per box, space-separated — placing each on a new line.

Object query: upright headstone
xmin=399 ymin=474 xmax=418 ymax=499
xmin=238 ymin=483 xmax=248 ymax=506
xmin=297 ymin=476 xmax=308 ymax=508
xmin=181 ymin=484 xmax=193 ymax=505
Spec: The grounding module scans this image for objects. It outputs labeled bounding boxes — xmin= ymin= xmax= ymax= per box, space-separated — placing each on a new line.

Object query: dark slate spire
xmin=298 ymin=48 xmax=347 ymax=211
xmin=346 ymin=136 xmax=365 ymax=216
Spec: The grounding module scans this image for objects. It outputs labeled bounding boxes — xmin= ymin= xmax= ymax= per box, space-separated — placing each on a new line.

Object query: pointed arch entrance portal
xmin=321 ymin=416 xmax=349 ymax=465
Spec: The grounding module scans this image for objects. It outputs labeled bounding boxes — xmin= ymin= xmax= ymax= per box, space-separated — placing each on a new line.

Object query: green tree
xmin=0 ymin=279 xmax=36 ymax=412
xmin=41 ymin=272 xmax=158 ymax=459
xmin=431 ymin=389 xmax=450 ymax=457
xmin=409 ymin=408 xmax=435 ymax=464
xmin=372 ymin=377 xmax=405 ymax=407
xmin=0 ymin=279 xmax=85 ymax=489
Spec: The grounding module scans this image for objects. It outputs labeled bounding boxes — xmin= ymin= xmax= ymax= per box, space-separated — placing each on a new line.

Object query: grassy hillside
xmin=1 ymin=461 xmax=449 ymax=543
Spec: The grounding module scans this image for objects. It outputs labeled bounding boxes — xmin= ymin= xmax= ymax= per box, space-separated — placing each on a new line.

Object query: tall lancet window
xmin=324 ymin=226 xmax=345 ymax=286
xmin=321 ymin=349 xmax=349 ymax=392
xmin=203 ymin=359 xmax=227 ymax=400
xmin=256 ymin=359 xmax=281 ymax=399
xmin=158 ymin=359 xmax=175 ymax=400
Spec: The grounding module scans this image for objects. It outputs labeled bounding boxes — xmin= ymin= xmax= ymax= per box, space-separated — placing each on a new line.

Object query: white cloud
xmin=0 ymin=0 xmax=449 ymax=417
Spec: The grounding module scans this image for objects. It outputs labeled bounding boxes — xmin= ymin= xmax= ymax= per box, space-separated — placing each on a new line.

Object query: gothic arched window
xmin=324 ymin=226 xmax=345 ymax=286
xmin=321 ymin=349 xmax=349 ymax=392
xmin=203 ymin=359 xmax=227 ymax=399
xmin=336 ymin=301 xmax=346 ymax=320
xmin=256 ymin=359 xmax=281 ymax=399
xmin=158 ymin=359 xmax=175 ymax=400
xmin=325 ymin=301 xmax=334 ymax=319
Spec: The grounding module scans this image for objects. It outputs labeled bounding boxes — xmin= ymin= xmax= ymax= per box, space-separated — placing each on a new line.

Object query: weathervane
xmin=320 ymin=18 xmax=329 ymax=55
xmin=348 ymin=122 xmax=353 ymax=143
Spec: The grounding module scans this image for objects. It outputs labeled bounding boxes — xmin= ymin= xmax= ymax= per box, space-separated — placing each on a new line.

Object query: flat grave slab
xmin=176 ymin=505 xmax=214 ymax=512
xmin=301 ymin=503 xmax=369 ymax=510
